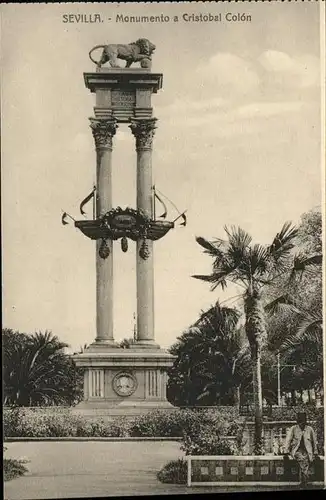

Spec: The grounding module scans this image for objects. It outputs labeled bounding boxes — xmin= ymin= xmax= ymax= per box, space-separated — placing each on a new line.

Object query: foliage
xmin=76 ymin=418 xmax=130 ymax=437
xmin=3 ymin=407 xmax=130 ymax=438
xmin=296 ymin=209 xmax=322 ymax=255
xmin=181 ymin=429 xmax=235 ymax=456
xmin=157 ymin=459 xmax=188 ymax=484
xmin=264 ymin=209 xmax=323 ymax=401
xmin=168 ymin=303 xmax=252 ymax=407
xmin=3 ymin=329 xmax=84 ymax=407
xmin=4 ymin=407 xmax=244 ymax=439
xmin=4 ymin=458 xmax=29 ymax=482
xmin=119 ymin=337 xmax=137 ymax=349
xmin=315 ymin=414 xmax=325 ymax=456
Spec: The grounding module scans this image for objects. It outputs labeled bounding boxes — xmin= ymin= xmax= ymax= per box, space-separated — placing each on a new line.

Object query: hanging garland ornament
xmin=99 ymin=239 xmax=110 ymax=259
xmin=121 ymin=236 xmax=128 ymax=253
xmin=139 ymin=227 xmax=150 ymax=260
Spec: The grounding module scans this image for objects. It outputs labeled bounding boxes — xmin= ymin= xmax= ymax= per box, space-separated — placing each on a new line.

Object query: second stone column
xmin=130 ymin=118 xmax=158 ymax=347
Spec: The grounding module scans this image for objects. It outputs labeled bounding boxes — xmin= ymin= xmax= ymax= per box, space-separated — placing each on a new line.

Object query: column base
xmin=72 ymin=346 xmax=176 ymax=417
xmin=86 ymin=340 xmax=120 ymax=352
xmin=72 ymin=398 xmax=177 ymax=420
xmin=129 ymin=339 xmax=161 ymax=349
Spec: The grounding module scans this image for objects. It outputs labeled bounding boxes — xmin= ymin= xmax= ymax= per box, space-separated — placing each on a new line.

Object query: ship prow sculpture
xmin=64 ymin=187 xmax=186 ymax=259
xmin=61 ymin=40 xmax=186 ymax=416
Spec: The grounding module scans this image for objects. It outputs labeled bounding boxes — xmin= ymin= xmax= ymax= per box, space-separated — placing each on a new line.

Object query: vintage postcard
xmin=2 ymin=1 xmax=325 ymax=498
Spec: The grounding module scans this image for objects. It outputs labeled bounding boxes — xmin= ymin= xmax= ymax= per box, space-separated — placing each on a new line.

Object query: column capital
xmin=89 ymin=118 xmax=118 ymax=150
xmin=129 ymin=118 xmax=157 ymax=151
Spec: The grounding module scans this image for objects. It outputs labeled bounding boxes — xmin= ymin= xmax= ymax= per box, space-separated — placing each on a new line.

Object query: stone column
xmin=89 ymin=118 xmax=117 ymax=344
xmin=130 ymin=118 xmax=157 ymax=347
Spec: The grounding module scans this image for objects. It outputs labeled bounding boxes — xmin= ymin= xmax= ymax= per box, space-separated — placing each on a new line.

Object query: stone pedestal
xmin=73 ymin=68 xmax=175 ymax=416
xmin=73 ymin=347 xmax=175 ymax=417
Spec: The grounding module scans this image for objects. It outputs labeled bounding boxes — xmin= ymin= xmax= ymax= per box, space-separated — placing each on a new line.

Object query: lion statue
xmin=89 ymin=39 xmax=155 ymax=69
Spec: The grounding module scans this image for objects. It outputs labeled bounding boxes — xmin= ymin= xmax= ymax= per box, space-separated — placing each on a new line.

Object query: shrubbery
xmin=3 ymin=446 xmax=29 ymax=482
xmin=129 ymin=408 xmax=237 ymax=438
xmin=3 ymin=407 xmax=129 ymax=438
xmin=4 ymin=458 xmax=29 ymax=482
xmin=156 ymin=411 xmax=240 ymax=485
xmin=315 ymin=414 xmax=325 ymax=456
xmin=157 ymin=459 xmax=187 ymax=484
xmin=4 ymin=407 xmax=245 ymax=439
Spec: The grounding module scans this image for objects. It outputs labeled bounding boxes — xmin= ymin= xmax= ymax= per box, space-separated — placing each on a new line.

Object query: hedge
xmin=4 ymin=407 xmax=243 ymax=439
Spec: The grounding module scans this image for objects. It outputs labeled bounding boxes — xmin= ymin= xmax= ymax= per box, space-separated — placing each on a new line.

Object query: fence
xmin=240 ymin=421 xmax=295 ymax=454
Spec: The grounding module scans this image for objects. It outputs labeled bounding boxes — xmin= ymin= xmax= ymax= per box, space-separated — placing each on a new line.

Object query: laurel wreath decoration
xmin=98 ymin=207 xmax=152 ymax=260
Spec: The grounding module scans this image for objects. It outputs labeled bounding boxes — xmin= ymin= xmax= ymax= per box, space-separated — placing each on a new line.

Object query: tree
xmin=193 ymin=223 xmax=321 ymax=454
xmin=3 ymin=329 xmax=83 ymax=406
xmin=167 ymin=302 xmax=252 ymax=407
xmin=265 ymin=209 xmax=323 ymax=403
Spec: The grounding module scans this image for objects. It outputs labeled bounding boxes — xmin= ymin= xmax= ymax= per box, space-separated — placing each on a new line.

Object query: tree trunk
xmin=233 ymin=385 xmax=241 ymax=408
xmin=252 ymin=346 xmax=264 ymax=455
xmin=244 ymin=288 xmax=265 ymax=455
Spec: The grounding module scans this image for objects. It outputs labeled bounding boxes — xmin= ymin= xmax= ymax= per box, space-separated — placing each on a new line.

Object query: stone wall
xmin=188 ymin=455 xmax=324 ymax=486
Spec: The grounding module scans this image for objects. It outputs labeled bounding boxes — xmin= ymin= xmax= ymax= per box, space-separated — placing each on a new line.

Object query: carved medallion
xmin=112 ymin=372 xmax=137 ymax=397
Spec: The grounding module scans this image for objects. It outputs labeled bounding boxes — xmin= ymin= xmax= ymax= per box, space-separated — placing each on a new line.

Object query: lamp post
xmin=276 ymin=352 xmax=296 ymax=406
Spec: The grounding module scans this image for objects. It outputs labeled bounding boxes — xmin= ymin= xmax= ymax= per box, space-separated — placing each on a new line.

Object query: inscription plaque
xmin=111 ymin=90 xmax=135 ymax=108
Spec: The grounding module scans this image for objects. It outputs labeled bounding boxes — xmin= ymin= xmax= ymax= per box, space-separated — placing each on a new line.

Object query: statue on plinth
xmin=89 ymin=38 xmax=155 ymax=69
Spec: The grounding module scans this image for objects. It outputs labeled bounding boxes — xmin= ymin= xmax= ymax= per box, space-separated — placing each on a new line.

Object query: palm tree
xmin=193 ymin=223 xmax=321 ymax=454
xmin=192 ymin=304 xmax=251 ymax=406
xmin=168 ymin=302 xmax=251 ymax=407
xmin=3 ymin=329 xmax=83 ymax=406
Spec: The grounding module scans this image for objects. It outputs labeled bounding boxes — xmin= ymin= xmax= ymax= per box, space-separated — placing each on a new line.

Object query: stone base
xmin=72 ymin=343 xmax=176 ymax=417
xmin=72 ymin=398 xmax=176 ymax=421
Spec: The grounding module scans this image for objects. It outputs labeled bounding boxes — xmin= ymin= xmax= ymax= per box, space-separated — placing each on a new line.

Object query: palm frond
xmin=267 ymin=222 xmax=298 ymax=260
xmin=293 ymin=253 xmax=322 ymax=269
xmin=294 ymin=310 xmax=322 ymax=341
xmin=192 ymin=274 xmax=216 ymax=283
xmin=224 ymin=225 xmax=252 ymax=249
xmin=265 ymin=294 xmax=301 ymax=315
xmin=289 ymin=253 xmax=322 ymax=282
xmin=249 ymin=244 xmax=269 ymax=276
xmin=195 ymin=237 xmax=224 ymax=258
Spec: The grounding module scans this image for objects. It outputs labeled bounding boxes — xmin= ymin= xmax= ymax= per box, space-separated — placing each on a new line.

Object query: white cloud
xmin=236 ymin=101 xmax=303 ymax=119
xmin=197 ymin=53 xmax=260 ymax=95
xmin=156 ymin=97 xmax=228 ymax=120
xmin=258 ymin=50 xmax=320 ymax=88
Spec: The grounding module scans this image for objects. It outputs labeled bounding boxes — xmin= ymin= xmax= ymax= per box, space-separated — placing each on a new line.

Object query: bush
xmin=315 ymin=414 xmax=324 ymax=456
xmin=181 ymin=427 xmax=235 ymax=456
xmin=270 ymin=405 xmax=324 ymax=422
xmin=3 ymin=406 xmax=245 ymax=441
xmin=4 ymin=407 xmax=21 ymax=437
xmin=77 ymin=418 xmax=130 ymax=437
xmin=3 ymin=407 xmax=131 ymax=438
xmin=157 ymin=459 xmax=187 ymax=484
xmin=4 ymin=459 xmax=29 ymax=482
xmin=129 ymin=408 xmax=239 ymax=438
xmin=3 ymin=446 xmax=29 ymax=482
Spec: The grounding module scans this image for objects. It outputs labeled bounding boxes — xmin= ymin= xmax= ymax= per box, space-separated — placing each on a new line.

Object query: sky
xmin=1 ymin=2 xmax=324 ymax=352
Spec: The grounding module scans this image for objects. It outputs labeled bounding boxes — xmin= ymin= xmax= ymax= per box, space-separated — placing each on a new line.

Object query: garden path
xmin=4 ymin=441 xmax=315 ymax=498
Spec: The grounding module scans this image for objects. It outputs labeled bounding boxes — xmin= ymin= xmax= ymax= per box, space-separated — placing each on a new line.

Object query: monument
xmin=64 ymin=39 xmax=185 ymax=416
